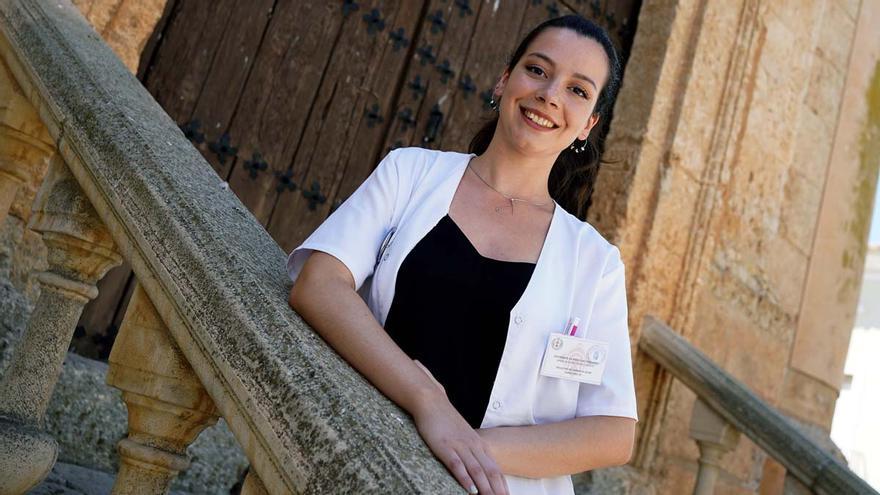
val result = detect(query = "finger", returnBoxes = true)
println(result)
[475,448,508,495]
[440,449,478,494]
[459,448,494,495]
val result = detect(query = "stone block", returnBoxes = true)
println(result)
[758,457,787,495]
[779,170,822,253]
[722,305,790,400]
[719,435,766,485]
[71,0,168,73]
[658,381,700,461]
[779,368,839,427]
[836,0,859,21]
[766,0,825,45]
[816,0,857,72]
[709,241,790,338]
[805,59,847,121]
[789,106,833,188]
[763,236,810,317]
[655,457,697,494]
[760,5,819,94]
[714,474,761,495]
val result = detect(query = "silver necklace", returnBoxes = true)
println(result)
[467,162,552,214]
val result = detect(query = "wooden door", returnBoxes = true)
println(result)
[75,0,641,358]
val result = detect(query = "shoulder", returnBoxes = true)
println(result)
[554,207,623,277]
[386,146,472,169]
[382,146,473,185]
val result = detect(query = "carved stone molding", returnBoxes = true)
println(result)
[0,57,53,224]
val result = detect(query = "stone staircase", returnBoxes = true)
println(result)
[0,216,248,493]
[0,0,462,492]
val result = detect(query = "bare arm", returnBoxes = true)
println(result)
[289,251,442,417]
[289,251,508,495]
[477,416,636,478]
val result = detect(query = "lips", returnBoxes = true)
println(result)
[519,106,559,131]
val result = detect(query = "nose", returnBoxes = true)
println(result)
[536,79,562,108]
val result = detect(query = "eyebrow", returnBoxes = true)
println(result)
[527,52,598,90]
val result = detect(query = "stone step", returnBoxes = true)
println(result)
[29,461,190,495]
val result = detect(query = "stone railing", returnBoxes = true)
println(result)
[0,0,461,493]
[639,316,877,495]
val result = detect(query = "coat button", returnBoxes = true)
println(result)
[492,400,502,410]
[514,315,524,325]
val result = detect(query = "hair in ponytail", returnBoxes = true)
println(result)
[468,15,622,219]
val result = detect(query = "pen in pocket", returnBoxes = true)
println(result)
[567,317,580,337]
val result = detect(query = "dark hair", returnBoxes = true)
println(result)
[468,15,622,219]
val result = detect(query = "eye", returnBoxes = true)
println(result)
[571,86,591,100]
[526,65,546,77]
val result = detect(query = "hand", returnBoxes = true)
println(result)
[411,392,509,495]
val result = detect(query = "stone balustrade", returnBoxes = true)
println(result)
[639,316,876,495]
[0,0,462,493]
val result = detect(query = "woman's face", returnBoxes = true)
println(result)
[494,28,609,156]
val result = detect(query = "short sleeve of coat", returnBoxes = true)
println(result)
[286,149,400,290]
[576,247,638,420]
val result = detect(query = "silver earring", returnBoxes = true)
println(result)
[489,96,499,112]
[569,139,588,153]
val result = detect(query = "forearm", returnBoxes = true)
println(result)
[477,416,636,479]
[289,258,443,418]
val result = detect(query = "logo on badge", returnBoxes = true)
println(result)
[587,345,607,364]
[551,337,563,350]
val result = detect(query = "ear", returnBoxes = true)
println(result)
[493,70,510,98]
[579,113,601,141]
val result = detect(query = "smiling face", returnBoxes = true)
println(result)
[493,27,610,156]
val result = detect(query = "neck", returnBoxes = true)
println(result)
[471,138,557,204]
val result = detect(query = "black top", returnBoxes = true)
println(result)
[384,214,536,428]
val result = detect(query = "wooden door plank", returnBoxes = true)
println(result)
[380,0,477,153]
[266,0,422,252]
[327,0,427,222]
[142,0,238,123]
[190,0,276,177]
[223,1,344,226]
[434,0,534,152]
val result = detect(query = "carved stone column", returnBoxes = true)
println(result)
[688,398,741,495]
[0,58,53,225]
[0,154,122,494]
[107,283,219,494]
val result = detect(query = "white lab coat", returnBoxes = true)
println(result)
[287,147,637,494]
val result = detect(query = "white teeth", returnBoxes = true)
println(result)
[524,109,554,128]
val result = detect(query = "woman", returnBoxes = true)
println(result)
[288,15,637,495]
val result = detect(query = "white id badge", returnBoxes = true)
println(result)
[539,333,609,385]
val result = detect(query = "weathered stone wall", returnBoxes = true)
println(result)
[69,0,166,74]
[591,0,880,493]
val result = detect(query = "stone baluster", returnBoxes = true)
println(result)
[107,283,219,494]
[0,59,53,225]
[689,398,741,495]
[0,154,122,494]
